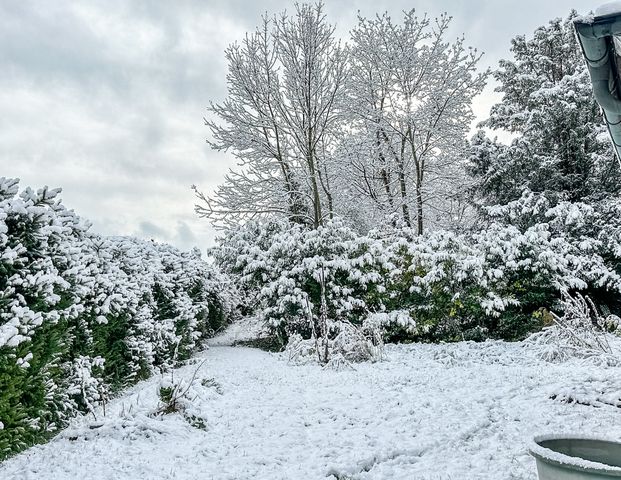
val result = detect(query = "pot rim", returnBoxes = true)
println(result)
[530,434,621,477]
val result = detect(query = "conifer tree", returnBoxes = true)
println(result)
[469,12,621,208]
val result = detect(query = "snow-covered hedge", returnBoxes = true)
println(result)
[0,178,234,459]
[211,220,392,343]
[213,210,621,345]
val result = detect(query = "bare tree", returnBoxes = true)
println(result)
[196,3,347,228]
[198,6,486,234]
[342,11,489,234]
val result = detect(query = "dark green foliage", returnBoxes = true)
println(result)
[233,336,284,353]
[91,314,137,391]
[469,13,621,212]
[205,292,227,335]
[157,385,176,414]
[0,178,234,461]
[381,250,556,343]
[0,351,30,457]
[0,319,69,459]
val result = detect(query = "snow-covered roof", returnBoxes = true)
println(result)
[596,1,621,18]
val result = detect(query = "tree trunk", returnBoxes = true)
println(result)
[408,127,424,235]
[397,137,412,227]
[416,182,424,235]
[307,150,323,228]
[376,130,394,208]
[318,164,334,220]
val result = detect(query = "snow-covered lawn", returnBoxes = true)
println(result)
[1,339,620,479]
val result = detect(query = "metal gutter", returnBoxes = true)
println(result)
[575,11,621,163]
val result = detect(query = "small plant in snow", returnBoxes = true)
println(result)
[331,321,384,363]
[200,377,223,395]
[65,356,109,419]
[286,321,384,367]
[154,360,205,416]
[527,291,621,365]
[153,359,218,431]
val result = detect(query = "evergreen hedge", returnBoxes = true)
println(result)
[212,210,621,346]
[0,178,234,460]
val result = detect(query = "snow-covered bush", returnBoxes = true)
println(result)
[213,220,393,346]
[527,291,621,365]
[0,178,234,460]
[214,220,392,364]
[485,192,621,302]
[213,214,621,347]
[285,321,384,367]
[382,214,621,341]
[209,218,291,315]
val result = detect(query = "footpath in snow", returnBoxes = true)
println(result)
[1,333,620,479]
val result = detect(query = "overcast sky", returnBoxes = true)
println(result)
[0,0,600,251]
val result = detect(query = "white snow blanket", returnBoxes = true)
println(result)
[597,1,621,17]
[1,341,620,479]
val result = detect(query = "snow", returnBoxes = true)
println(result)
[530,434,621,473]
[1,337,620,479]
[596,2,621,17]
[205,315,267,346]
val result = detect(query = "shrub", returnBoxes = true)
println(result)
[0,178,234,459]
[527,291,621,365]
[213,220,392,346]
[212,214,621,347]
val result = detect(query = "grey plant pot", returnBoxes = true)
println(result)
[530,435,621,479]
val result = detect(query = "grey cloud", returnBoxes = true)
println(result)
[139,220,169,240]
[135,220,200,252]
[175,221,198,248]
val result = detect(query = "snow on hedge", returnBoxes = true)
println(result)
[0,178,235,459]
[213,207,621,346]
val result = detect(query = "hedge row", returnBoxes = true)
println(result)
[0,178,234,459]
[212,195,621,345]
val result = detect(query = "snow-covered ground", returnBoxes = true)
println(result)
[206,315,267,346]
[1,337,620,479]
